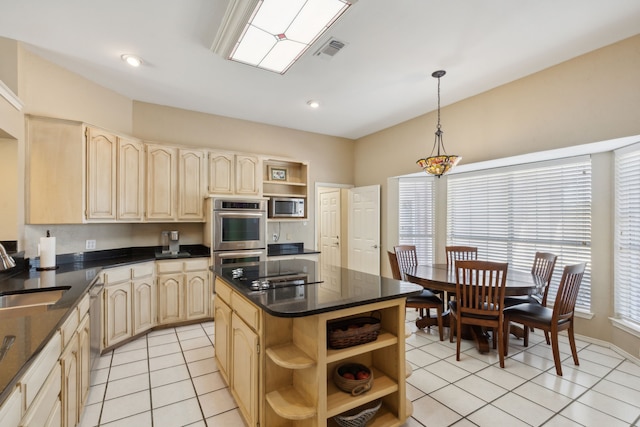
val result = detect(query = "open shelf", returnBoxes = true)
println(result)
[266,343,315,369]
[326,368,398,418]
[326,331,398,364]
[266,386,316,420]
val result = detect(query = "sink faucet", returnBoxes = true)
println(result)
[0,243,16,271]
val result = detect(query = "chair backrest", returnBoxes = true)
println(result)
[553,263,587,322]
[455,260,508,317]
[531,252,557,305]
[393,245,418,281]
[446,246,478,266]
[387,251,402,280]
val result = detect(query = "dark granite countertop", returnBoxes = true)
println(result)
[211,259,423,318]
[0,245,209,404]
[267,242,320,257]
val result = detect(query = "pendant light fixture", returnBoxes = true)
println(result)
[416,70,461,177]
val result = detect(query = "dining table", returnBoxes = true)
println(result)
[404,264,542,353]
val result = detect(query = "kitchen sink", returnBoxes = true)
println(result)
[0,286,71,311]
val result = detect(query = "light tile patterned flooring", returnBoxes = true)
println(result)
[78,311,640,427]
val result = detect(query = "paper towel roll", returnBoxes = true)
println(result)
[39,236,56,269]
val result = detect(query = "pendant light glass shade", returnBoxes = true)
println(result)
[416,70,461,177]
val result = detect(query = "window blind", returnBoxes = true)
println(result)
[447,157,592,309]
[614,143,640,327]
[398,177,435,265]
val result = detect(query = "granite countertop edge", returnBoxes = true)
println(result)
[0,244,210,404]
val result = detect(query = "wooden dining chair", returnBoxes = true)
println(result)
[449,260,508,367]
[390,247,444,340]
[445,246,478,266]
[503,262,586,376]
[504,252,558,342]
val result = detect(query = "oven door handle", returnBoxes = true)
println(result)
[217,250,266,259]
[216,212,265,218]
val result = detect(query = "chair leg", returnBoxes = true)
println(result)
[436,306,444,341]
[497,324,505,368]
[455,318,462,361]
[523,324,530,347]
[449,313,455,343]
[492,328,497,349]
[568,321,580,367]
[503,319,510,356]
[549,328,563,376]
[544,330,550,345]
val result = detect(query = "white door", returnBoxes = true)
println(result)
[348,185,380,274]
[319,188,341,268]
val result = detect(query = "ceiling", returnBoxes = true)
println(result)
[1,0,639,140]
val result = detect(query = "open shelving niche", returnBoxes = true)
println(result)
[262,158,309,220]
[262,298,413,427]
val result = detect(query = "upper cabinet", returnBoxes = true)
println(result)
[145,144,177,221]
[208,151,261,196]
[262,158,309,199]
[27,116,145,224]
[145,145,207,222]
[27,116,86,224]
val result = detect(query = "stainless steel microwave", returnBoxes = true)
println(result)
[269,197,305,218]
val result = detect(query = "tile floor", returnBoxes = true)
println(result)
[78,311,640,427]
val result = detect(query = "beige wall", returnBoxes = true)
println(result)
[354,34,640,357]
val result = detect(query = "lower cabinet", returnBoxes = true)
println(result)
[132,277,156,335]
[157,259,210,325]
[214,277,411,427]
[213,297,231,384]
[230,313,259,426]
[104,281,132,348]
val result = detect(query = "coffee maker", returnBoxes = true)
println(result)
[161,230,180,255]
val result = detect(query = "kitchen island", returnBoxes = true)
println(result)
[211,259,423,427]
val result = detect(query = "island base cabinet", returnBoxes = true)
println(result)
[230,312,259,427]
[263,299,409,427]
[213,297,231,384]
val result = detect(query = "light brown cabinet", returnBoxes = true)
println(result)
[213,296,232,384]
[208,151,261,196]
[103,262,156,349]
[178,149,206,220]
[214,277,412,427]
[26,116,145,224]
[262,158,309,219]
[145,144,177,221]
[157,259,211,325]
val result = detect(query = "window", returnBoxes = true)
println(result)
[447,157,592,309]
[614,143,640,328]
[398,177,435,264]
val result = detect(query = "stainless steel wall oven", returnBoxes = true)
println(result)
[211,198,267,265]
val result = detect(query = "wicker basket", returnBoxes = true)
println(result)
[327,312,381,349]
[333,363,373,396]
[333,399,382,427]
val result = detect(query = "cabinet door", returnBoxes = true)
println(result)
[86,127,117,220]
[60,335,78,427]
[146,144,177,220]
[178,149,206,220]
[231,313,259,427]
[132,277,156,334]
[213,297,232,384]
[208,151,235,194]
[77,314,91,413]
[117,138,145,221]
[185,271,209,320]
[157,274,184,324]
[104,282,132,347]
[235,155,260,195]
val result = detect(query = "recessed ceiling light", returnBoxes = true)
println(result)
[307,100,320,109]
[121,54,143,67]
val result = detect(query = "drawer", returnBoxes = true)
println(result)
[21,331,61,410]
[103,267,131,285]
[156,260,182,274]
[183,258,209,272]
[60,307,79,348]
[215,278,232,304]
[231,292,260,331]
[132,262,155,279]
[0,384,22,427]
